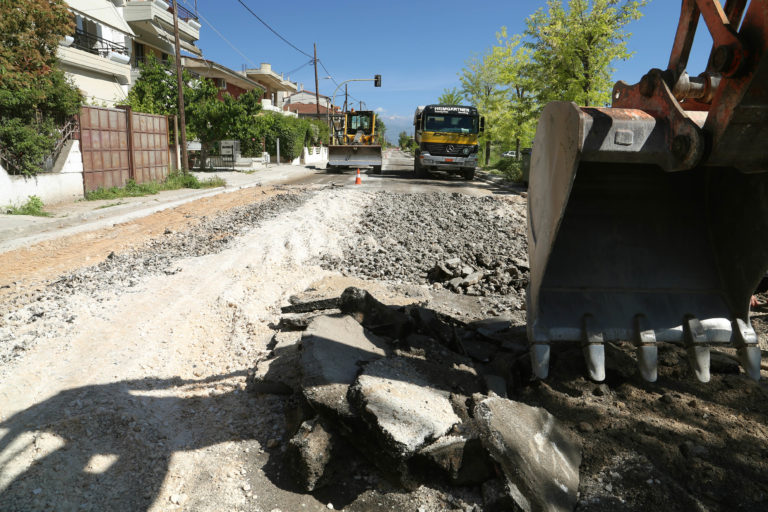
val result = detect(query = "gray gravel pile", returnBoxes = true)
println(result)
[0,192,309,367]
[321,191,528,309]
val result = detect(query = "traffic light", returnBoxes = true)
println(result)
[374,74,381,87]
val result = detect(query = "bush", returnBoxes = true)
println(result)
[490,157,524,182]
[5,195,51,216]
[0,119,56,176]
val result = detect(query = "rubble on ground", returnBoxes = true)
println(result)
[248,286,577,511]
[321,192,529,313]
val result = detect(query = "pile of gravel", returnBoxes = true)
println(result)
[321,191,528,309]
[0,191,309,367]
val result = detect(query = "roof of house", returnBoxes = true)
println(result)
[244,63,297,93]
[290,90,330,100]
[182,57,265,92]
[283,102,338,115]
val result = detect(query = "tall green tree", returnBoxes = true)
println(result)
[488,28,538,159]
[0,0,82,175]
[437,87,465,105]
[375,115,387,146]
[398,131,410,150]
[459,50,505,165]
[525,0,647,106]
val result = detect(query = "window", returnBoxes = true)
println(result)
[424,115,477,134]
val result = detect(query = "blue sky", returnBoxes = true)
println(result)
[182,0,714,140]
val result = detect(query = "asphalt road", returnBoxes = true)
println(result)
[290,148,510,197]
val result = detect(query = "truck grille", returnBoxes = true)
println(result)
[424,143,474,156]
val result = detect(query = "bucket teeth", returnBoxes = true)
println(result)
[684,317,710,383]
[739,346,762,381]
[634,315,658,382]
[531,344,551,379]
[636,345,658,382]
[734,318,761,381]
[583,344,606,381]
[582,315,606,381]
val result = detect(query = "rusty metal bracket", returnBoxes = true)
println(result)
[612,69,705,171]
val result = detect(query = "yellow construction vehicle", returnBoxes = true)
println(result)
[527,0,768,383]
[327,110,383,174]
[413,105,483,180]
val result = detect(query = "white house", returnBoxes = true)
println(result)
[59,0,136,106]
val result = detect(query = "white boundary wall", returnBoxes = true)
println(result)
[301,146,328,165]
[0,141,84,207]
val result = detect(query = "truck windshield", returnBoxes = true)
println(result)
[424,114,477,134]
[347,114,372,134]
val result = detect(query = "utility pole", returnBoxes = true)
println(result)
[172,0,188,172]
[359,101,363,111]
[344,84,348,113]
[313,43,320,118]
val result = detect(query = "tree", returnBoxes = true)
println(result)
[125,57,267,167]
[437,87,465,105]
[398,131,410,150]
[375,116,387,147]
[0,0,82,175]
[459,51,505,165]
[525,0,647,106]
[488,28,538,159]
[123,55,188,116]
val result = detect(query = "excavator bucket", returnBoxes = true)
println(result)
[527,0,768,383]
[527,102,768,383]
[327,144,383,170]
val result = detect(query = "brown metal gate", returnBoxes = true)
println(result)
[79,106,170,193]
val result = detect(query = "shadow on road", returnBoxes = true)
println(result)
[0,371,277,511]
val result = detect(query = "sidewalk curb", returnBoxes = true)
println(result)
[0,165,318,254]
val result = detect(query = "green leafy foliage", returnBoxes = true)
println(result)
[124,58,329,165]
[457,1,647,161]
[375,116,387,147]
[5,195,51,216]
[524,0,647,106]
[437,87,466,105]
[0,0,83,175]
[489,157,523,182]
[398,131,411,150]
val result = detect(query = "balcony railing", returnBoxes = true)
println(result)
[167,3,198,22]
[72,28,129,57]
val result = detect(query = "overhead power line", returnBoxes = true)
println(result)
[179,0,256,67]
[234,0,313,59]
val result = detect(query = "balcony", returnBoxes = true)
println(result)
[123,0,200,44]
[71,29,130,63]
[58,29,131,84]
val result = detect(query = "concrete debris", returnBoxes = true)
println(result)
[285,417,336,491]
[248,335,302,395]
[350,357,460,458]
[253,287,580,507]
[475,397,581,512]
[320,192,528,313]
[300,314,388,419]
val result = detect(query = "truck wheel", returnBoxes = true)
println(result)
[463,168,475,180]
[373,165,383,175]
[414,155,427,178]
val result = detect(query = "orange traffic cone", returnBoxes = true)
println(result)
[354,168,362,185]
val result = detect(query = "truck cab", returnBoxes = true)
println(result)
[413,104,484,180]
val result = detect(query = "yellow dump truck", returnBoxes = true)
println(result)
[413,105,484,180]
[327,110,382,174]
